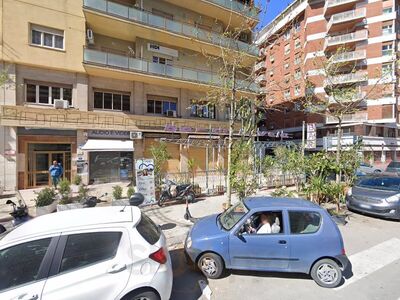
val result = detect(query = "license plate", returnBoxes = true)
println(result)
[359,203,372,209]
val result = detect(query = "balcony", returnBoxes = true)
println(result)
[83,0,258,58]
[325,0,360,15]
[254,61,266,73]
[325,29,368,49]
[325,71,368,86]
[329,49,366,64]
[327,91,366,103]
[255,74,266,84]
[83,48,258,93]
[327,8,366,32]
[259,87,268,95]
[326,112,368,124]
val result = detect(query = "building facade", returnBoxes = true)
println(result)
[0,0,258,191]
[256,0,400,165]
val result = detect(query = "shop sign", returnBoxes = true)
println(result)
[135,158,156,205]
[87,130,130,139]
[164,124,229,134]
[306,123,317,149]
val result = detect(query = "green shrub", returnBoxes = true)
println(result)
[127,186,135,199]
[112,185,123,200]
[78,185,90,201]
[35,188,56,207]
[73,175,82,185]
[271,186,295,198]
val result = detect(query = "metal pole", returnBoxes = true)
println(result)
[302,121,306,157]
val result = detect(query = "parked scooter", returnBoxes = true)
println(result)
[81,193,108,208]
[6,199,32,226]
[158,179,196,207]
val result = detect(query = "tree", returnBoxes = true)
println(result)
[149,141,171,186]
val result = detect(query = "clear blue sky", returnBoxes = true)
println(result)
[255,0,296,30]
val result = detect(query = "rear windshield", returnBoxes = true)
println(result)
[356,177,400,191]
[136,213,161,245]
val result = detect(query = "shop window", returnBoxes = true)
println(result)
[93,91,130,112]
[147,98,177,115]
[190,101,215,119]
[25,82,72,106]
[30,24,64,50]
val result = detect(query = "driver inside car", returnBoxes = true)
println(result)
[249,213,272,234]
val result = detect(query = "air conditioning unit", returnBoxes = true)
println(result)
[54,99,69,109]
[166,110,177,117]
[130,131,143,140]
[86,29,95,45]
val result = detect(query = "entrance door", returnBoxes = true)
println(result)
[35,153,50,186]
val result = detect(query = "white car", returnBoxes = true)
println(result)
[0,206,172,300]
[358,162,382,174]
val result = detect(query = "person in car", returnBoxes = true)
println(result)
[250,213,272,234]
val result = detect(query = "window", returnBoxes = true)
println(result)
[295,38,301,49]
[382,43,393,56]
[284,62,290,70]
[295,69,301,80]
[382,63,393,76]
[283,30,290,40]
[152,56,173,65]
[289,211,321,234]
[25,82,72,106]
[382,23,393,35]
[284,75,290,84]
[30,25,64,50]
[383,7,393,14]
[284,89,290,99]
[269,55,275,63]
[147,97,177,115]
[219,202,249,230]
[295,55,301,65]
[190,101,216,119]
[242,211,283,234]
[294,22,301,33]
[294,102,301,111]
[94,91,130,111]
[294,85,301,96]
[0,238,51,292]
[284,44,291,55]
[269,70,274,77]
[60,232,122,273]
[136,213,162,245]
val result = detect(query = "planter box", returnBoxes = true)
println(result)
[36,201,58,216]
[57,203,84,212]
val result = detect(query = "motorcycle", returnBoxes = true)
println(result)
[158,179,196,207]
[81,193,108,208]
[5,199,32,227]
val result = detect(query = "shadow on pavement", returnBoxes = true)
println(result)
[160,223,177,230]
[229,269,311,281]
[170,248,207,300]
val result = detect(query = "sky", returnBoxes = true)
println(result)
[255,0,296,30]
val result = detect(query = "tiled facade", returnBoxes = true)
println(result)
[256,0,400,165]
[0,0,258,190]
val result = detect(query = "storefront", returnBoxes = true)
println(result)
[81,130,134,184]
[17,128,77,189]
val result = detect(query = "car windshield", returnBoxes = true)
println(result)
[356,177,400,191]
[218,202,249,230]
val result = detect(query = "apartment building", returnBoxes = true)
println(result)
[0,0,258,191]
[256,0,399,165]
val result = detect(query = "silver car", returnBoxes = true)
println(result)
[357,162,381,174]
[346,176,400,220]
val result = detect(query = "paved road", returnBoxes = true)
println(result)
[169,212,400,300]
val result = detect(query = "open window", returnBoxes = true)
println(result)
[241,211,283,235]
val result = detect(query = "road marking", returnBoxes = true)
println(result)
[337,238,400,289]
[198,279,212,300]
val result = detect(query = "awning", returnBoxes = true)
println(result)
[81,139,134,152]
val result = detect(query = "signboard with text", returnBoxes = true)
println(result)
[306,123,317,149]
[135,158,156,204]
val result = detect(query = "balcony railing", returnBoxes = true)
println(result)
[326,112,368,123]
[327,8,366,30]
[327,91,366,103]
[84,48,258,92]
[326,0,359,8]
[254,61,266,72]
[325,29,368,47]
[330,49,366,63]
[325,71,368,85]
[205,0,259,19]
[83,0,258,56]
[255,74,266,83]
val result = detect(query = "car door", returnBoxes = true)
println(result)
[41,228,132,300]
[228,210,290,271]
[0,236,59,300]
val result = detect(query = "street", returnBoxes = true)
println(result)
[161,207,400,300]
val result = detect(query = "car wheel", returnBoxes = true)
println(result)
[198,252,224,279]
[311,258,342,288]
[127,290,160,300]
[373,169,381,173]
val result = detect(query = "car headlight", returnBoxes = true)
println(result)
[186,236,192,248]
[347,188,352,196]
[386,195,400,203]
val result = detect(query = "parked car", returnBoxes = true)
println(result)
[346,176,400,220]
[185,197,350,288]
[0,206,172,300]
[357,162,381,174]
[384,161,400,175]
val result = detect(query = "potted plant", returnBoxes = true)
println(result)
[57,183,86,211]
[112,185,123,200]
[35,187,57,216]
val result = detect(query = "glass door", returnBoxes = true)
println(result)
[34,153,50,186]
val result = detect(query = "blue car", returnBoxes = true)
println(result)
[185,197,350,288]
